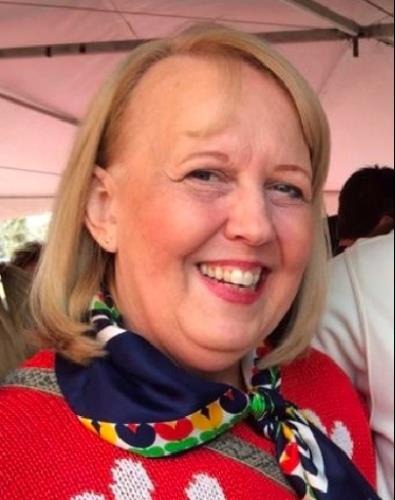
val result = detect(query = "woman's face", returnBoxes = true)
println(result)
[104,55,314,375]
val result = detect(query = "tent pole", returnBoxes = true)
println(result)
[279,0,360,36]
[0,195,54,200]
[353,38,360,58]
[0,25,392,60]
[0,91,79,125]
[0,166,60,177]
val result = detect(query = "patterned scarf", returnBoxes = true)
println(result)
[56,292,381,499]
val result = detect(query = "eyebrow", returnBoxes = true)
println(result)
[179,150,312,181]
[274,164,312,181]
[181,150,231,163]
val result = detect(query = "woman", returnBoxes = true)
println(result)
[0,25,380,499]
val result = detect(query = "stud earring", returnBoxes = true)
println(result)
[101,237,112,250]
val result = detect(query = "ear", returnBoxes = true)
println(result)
[370,214,394,237]
[85,167,118,253]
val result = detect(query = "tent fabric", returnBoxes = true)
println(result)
[0,0,393,219]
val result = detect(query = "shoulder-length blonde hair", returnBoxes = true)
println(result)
[31,23,330,368]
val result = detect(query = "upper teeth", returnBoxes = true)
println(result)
[199,264,261,287]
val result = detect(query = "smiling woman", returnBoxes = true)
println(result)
[0,24,381,500]
[85,55,315,379]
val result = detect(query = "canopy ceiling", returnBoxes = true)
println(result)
[0,0,394,219]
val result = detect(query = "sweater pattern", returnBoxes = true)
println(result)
[0,350,374,500]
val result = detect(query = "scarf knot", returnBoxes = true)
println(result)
[249,369,290,442]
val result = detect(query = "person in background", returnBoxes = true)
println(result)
[10,240,42,273]
[315,232,394,500]
[0,24,380,499]
[0,267,22,382]
[336,166,394,254]
[0,241,42,380]
[326,214,339,256]
[4,241,42,330]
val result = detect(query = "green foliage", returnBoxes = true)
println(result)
[0,214,50,261]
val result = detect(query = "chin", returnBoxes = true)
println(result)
[182,351,244,378]
[177,332,254,374]
[197,319,265,350]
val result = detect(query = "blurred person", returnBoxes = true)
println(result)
[336,166,394,254]
[326,214,339,256]
[10,240,42,273]
[315,232,394,499]
[0,25,380,499]
[0,241,42,380]
[3,240,42,329]
[0,265,27,382]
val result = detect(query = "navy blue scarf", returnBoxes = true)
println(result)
[56,293,381,499]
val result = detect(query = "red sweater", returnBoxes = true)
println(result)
[0,349,376,499]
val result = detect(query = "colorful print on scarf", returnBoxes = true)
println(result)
[55,292,381,500]
[79,398,247,458]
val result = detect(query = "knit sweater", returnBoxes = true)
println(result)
[0,349,376,500]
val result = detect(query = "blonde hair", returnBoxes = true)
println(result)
[31,23,330,367]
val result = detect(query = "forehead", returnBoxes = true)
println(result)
[113,54,307,167]
[126,54,298,131]
[126,55,241,137]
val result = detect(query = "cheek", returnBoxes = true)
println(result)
[116,185,225,274]
[273,207,314,270]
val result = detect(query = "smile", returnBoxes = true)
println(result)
[198,263,262,290]
[197,261,269,305]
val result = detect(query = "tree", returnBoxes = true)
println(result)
[0,215,50,261]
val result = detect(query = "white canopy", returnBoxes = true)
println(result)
[0,0,393,219]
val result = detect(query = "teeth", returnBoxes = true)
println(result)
[199,264,262,288]
[230,269,243,285]
[243,271,254,287]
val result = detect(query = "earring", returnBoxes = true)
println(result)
[101,237,112,250]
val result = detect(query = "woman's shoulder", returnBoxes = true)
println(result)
[281,348,376,487]
[283,347,354,385]
[0,351,113,499]
[0,350,64,442]
[0,349,58,399]
[21,349,56,369]
[282,347,370,428]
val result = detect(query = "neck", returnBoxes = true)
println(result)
[190,363,246,391]
[339,238,356,248]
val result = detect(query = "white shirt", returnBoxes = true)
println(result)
[314,232,394,500]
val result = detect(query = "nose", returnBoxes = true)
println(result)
[223,185,276,246]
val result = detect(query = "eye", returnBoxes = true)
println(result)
[266,182,309,204]
[186,169,222,182]
[181,168,232,199]
[273,183,304,199]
